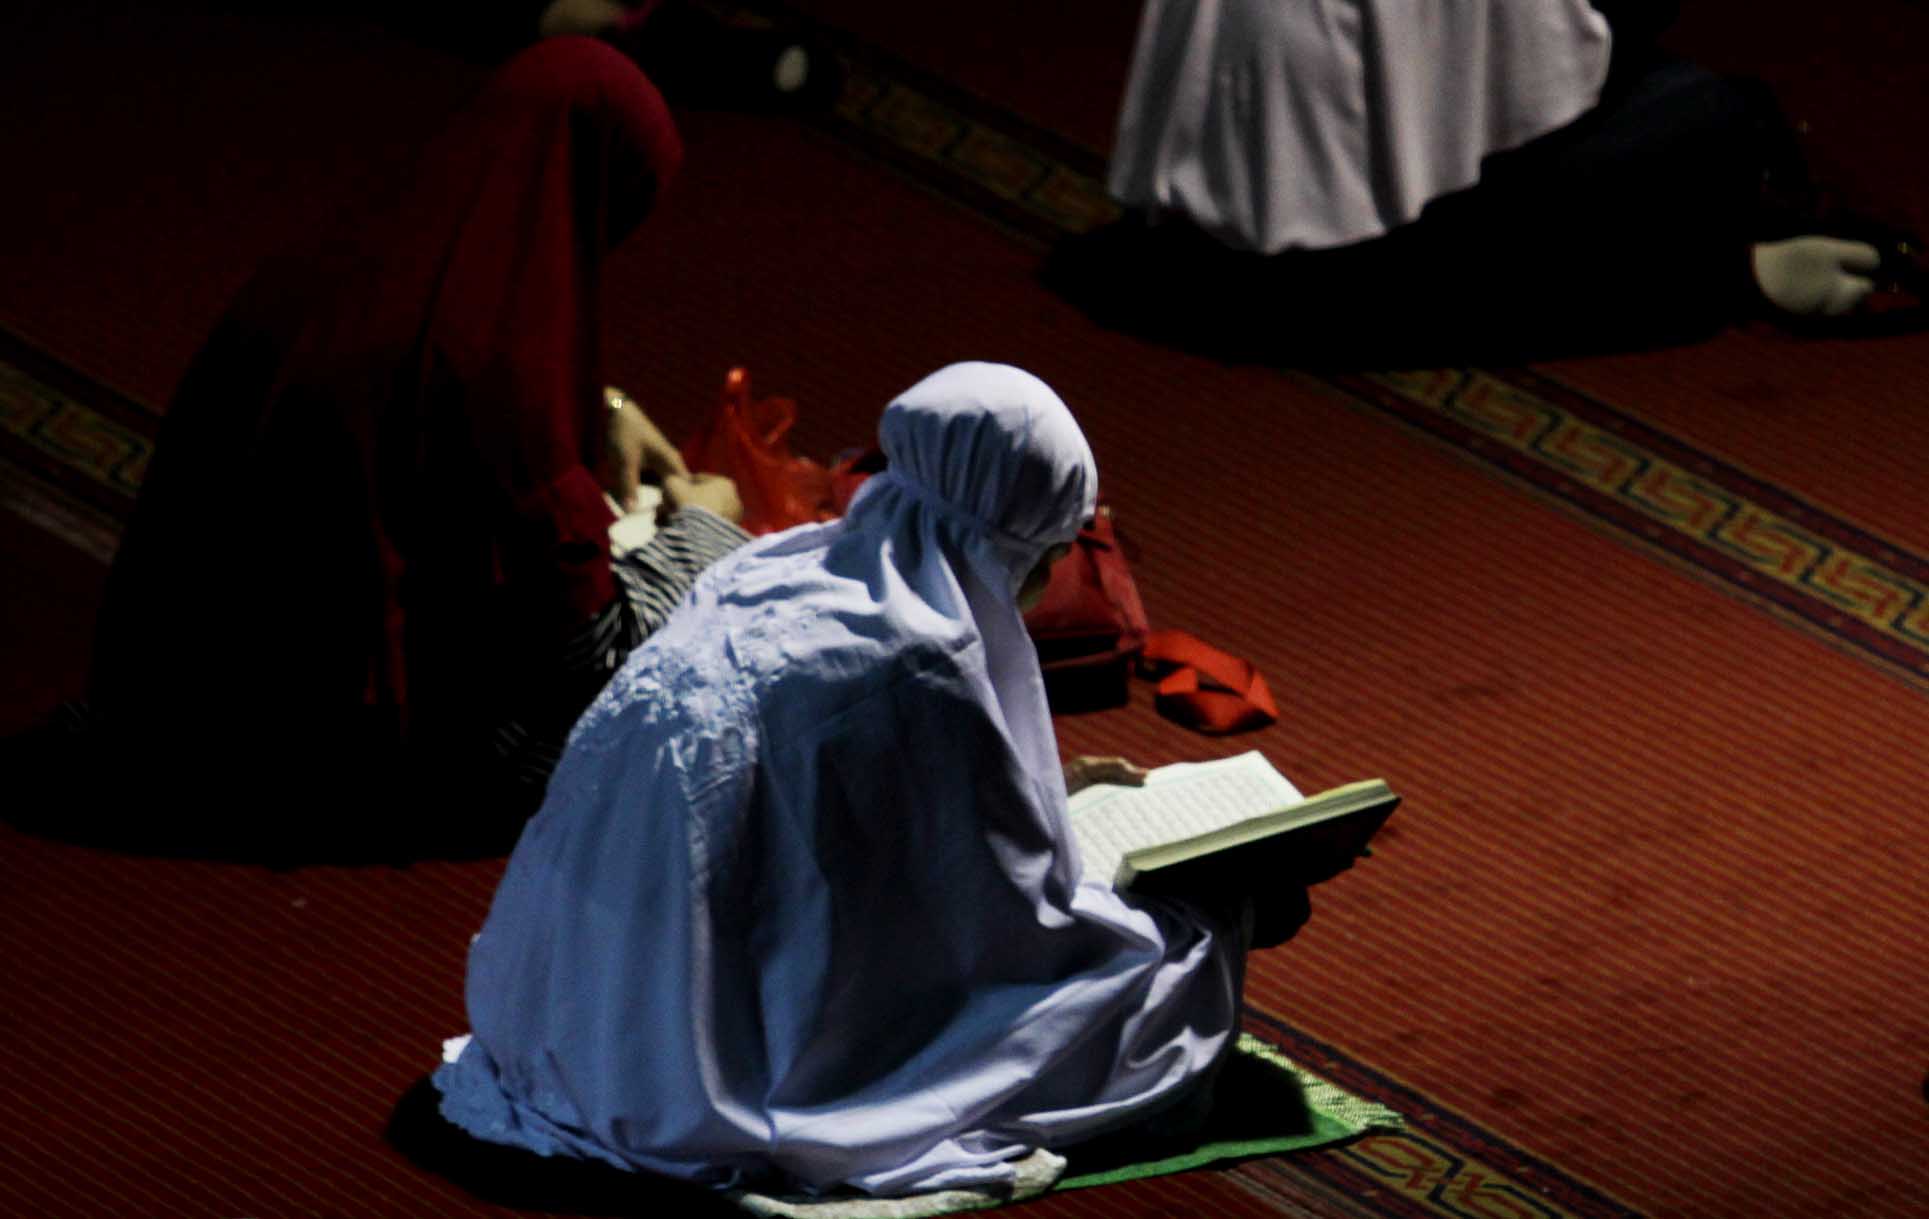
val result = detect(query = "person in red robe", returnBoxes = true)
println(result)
[76,37,736,860]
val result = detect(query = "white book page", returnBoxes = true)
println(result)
[1067,751,1303,886]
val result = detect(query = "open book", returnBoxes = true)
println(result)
[1068,751,1398,892]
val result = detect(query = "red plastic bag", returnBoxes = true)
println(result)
[1138,630,1279,735]
[680,367,833,535]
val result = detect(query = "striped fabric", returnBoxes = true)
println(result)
[611,503,755,640]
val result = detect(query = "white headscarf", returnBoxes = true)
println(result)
[435,363,1241,1197]
[1108,0,1613,252]
[849,361,1098,783]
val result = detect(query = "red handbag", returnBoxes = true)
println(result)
[680,367,834,535]
[1022,503,1151,712]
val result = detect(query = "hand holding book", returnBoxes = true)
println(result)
[1063,755,1150,795]
[1067,752,1398,944]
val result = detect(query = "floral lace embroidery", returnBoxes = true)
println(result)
[551,557,826,821]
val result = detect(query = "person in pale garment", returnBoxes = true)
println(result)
[1050,0,1920,362]
[422,362,1316,1202]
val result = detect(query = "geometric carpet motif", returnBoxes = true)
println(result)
[0,356,150,503]
[1239,1010,1645,1219]
[1334,367,1929,694]
[823,45,1119,243]
[0,329,150,560]
[0,329,150,523]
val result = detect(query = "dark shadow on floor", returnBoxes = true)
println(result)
[387,1043,1352,1214]
[388,1075,748,1217]
[1037,219,1731,373]
[0,716,528,867]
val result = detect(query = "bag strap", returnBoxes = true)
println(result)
[1141,629,1279,735]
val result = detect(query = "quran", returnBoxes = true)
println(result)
[1068,751,1398,892]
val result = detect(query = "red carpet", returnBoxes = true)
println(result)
[4,3,1928,1217]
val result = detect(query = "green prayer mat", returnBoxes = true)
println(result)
[729,1034,1404,1219]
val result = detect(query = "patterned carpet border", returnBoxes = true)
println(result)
[767,1,1119,247]
[25,328,1928,696]
[1332,367,1929,689]
[1241,1008,1644,1219]
[0,327,152,523]
[825,76,1115,244]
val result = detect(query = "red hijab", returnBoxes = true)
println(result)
[92,38,681,783]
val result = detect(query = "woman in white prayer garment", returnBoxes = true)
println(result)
[429,362,1288,1200]
[1052,1,1915,363]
